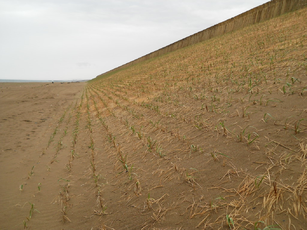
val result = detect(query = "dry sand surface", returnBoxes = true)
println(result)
[1,8,307,230]
[0,82,86,229]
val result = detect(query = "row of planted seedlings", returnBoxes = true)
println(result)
[99,62,240,119]
[45,104,76,224]
[88,85,171,224]
[66,95,83,171]
[97,81,201,131]
[21,102,76,229]
[91,85,196,157]
[89,83,232,197]
[91,76,306,228]
[88,86,146,200]
[130,54,299,114]
[93,86,169,159]
[56,87,105,225]
[89,85,151,166]
[100,70,304,165]
[56,93,85,224]
[97,87,302,224]
[88,84,209,225]
[103,44,305,148]
[116,80,254,168]
[89,85,202,193]
[56,89,87,224]
[89,81,295,225]
[100,81,235,163]
[101,81,237,152]
[90,78,261,227]
[144,91,306,229]
[84,88,108,216]
[85,89,96,179]
[50,104,73,165]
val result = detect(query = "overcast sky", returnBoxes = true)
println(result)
[0,0,269,81]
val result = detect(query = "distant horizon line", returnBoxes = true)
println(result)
[0,79,89,83]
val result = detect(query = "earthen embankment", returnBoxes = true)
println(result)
[97,0,307,79]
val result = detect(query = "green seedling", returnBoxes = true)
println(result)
[294,119,304,134]
[94,173,100,185]
[28,166,35,178]
[119,154,128,171]
[248,132,259,145]
[107,133,116,147]
[71,149,75,158]
[291,77,300,84]
[66,163,71,171]
[90,160,96,173]
[20,184,24,191]
[88,143,94,150]
[185,172,195,183]
[147,137,156,151]
[226,214,234,229]
[58,178,70,182]
[282,85,287,94]
[23,220,27,229]
[219,121,228,136]
[123,163,129,172]
[130,126,135,134]
[190,145,199,156]
[210,152,228,161]
[216,152,229,158]
[255,175,266,188]
[300,86,307,95]
[237,126,249,142]
[156,145,164,157]
[263,113,274,123]
[254,221,281,230]
[119,155,134,180]
[28,202,40,219]
[194,122,203,130]
[211,152,218,161]
[242,106,250,118]
[107,133,114,143]
[210,200,218,208]
[136,131,142,140]
[128,165,134,180]
[265,98,282,106]
[37,183,41,191]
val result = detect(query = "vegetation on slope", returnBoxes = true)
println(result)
[87,8,307,229]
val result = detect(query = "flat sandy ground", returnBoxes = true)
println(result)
[0,82,86,229]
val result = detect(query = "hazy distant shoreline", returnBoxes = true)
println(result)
[0,79,88,83]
